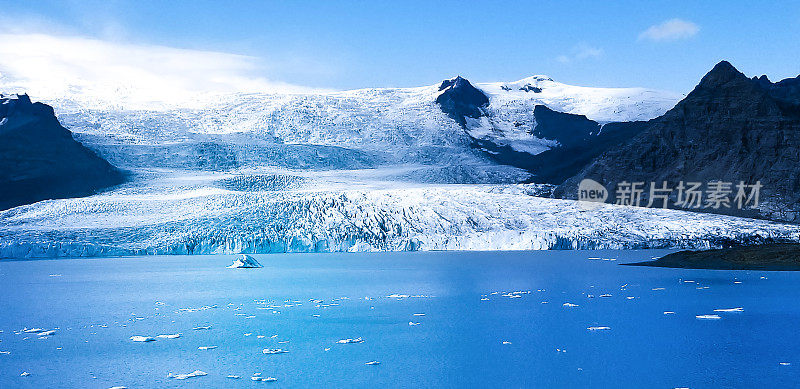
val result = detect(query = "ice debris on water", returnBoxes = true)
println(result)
[366,361,380,365]
[562,303,579,307]
[168,370,207,380]
[262,348,288,354]
[157,333,181,339]
[713,307,743,313]
[129,336,156,342]
[20,371,30,377]
[587,326,611,331]
[337,337,364,344]
[198,346,217,350]
[227,254,263,269]
[696,315,722,320]
[192,326,212,330]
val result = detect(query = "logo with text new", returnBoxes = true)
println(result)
[577,178,608,210]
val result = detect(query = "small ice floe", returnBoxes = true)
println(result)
[664,311,676,315]
[365,361,380,365]
[695,314,722,320]
[713,307,744,313]
[227,375,241,379]
[601,258,616,261]
[760,276,768,280]
[109,386,127,389]
[683,280,695,283]
[734,281,743,284]
[198,346,217,350]
[408,322,421,326]
[312,314,321,317]
[562,303,579,307]
[192,326,212,330]
[413,313,426,316]
[626,297,636,300]
[157,334,181,339]
[48,274,62,277]
[480,297,490,301]
[652,288,665,291]
[37,330,55,337]
[20,371,30,377]
[599,294,612,298]
[0,351,10,355]
[501,341,512,345]
[337,337,364,344]
[252,376,277,382]
[277,341,289,344]
[168,370,207,380]
[556,348,567,353]
[129,336,156,342]
[780,362,791,366]
[22,328,45,333]
[244,333,253,337]
[262,348,288,354]
[227,254,263,269]
[587,257,601,260]
[587,326,611,331]
[696,286,710,290]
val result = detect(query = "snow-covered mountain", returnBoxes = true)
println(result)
[7,75,795,259]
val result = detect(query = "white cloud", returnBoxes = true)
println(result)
[556,44,604,64]
[0,33,321,108]
[638,19,699,42]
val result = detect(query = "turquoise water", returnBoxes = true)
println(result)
[0,251,798,388]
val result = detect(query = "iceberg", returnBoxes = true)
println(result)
[168,370,207,380]
[227,254,263,268]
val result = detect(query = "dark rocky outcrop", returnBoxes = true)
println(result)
[556,61,800,222]
[434,76,649,184]
[0,94,126,210]
[435,76,489,127]
[626,243,800,270]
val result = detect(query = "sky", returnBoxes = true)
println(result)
[0,0,799,96]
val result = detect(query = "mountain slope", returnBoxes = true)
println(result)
[556,61,800,222]
[0,94,125,210]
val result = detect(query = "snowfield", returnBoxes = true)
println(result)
[4,74,789,259]
[1,177,798,258]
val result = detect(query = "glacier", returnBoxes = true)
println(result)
[3,75,796,259]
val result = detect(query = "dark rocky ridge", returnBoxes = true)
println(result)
[435,76,489,127]
[626,243,800,270]
[0,94,126,210]
[435,76,648,184]
[556,61,800,222]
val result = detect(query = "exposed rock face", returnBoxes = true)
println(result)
[435,76,648,184]
[435,76,490,127]
[0,94,125,210]
[556,61,800,222]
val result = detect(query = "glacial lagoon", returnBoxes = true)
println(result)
[1,250,798,388]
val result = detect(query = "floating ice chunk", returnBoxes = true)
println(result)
[0,351,10,355]
[37,330,55,336]
[23,328,45,333]
[129,336,156,342]
[695,315,722,320]
[198,346,217,350]
[587,326,611,331]
[109,386,127,389]
[49,274,62,277]
[20,372,30,377]
[713,307,743,313]
[663,311,675,315]
[337,337,364,344]
[227,375,241,379]
[227,254,263,269]
[587,257,601,260]
[626,297,636,300]
[252,376,278,382]
[408,322,420,326]
[192,326,212,330]
[262,348,288,354]
[366,361,380,365]
[780,362,791,366]
[169,370,207,380]
[599,294,612,298]
[480,298,490,301]
[413,313,426,316]
[502,341,512,345]
[562,303,579,307]
[157,333,181,339]
[652,288,665,291]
